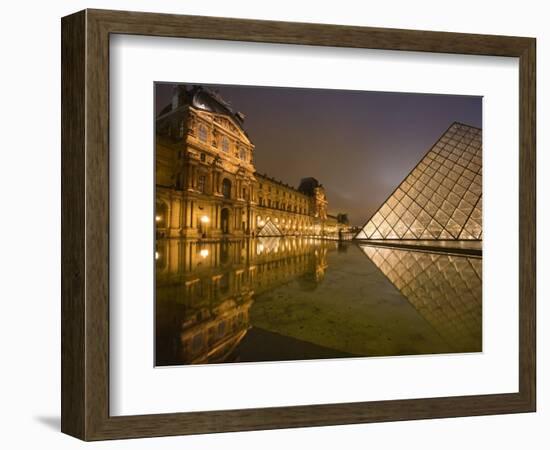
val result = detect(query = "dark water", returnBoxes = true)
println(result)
[155,237,482,366]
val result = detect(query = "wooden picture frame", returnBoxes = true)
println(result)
[61,9,536,441]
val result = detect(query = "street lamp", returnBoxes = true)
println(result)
[199,215,209,239]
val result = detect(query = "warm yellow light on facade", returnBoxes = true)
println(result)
[199,248,209,258]
[155,215,162,222]
[155,251,160,260]
[200,215,210,224]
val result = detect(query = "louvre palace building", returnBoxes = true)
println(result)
[155,85,348,240]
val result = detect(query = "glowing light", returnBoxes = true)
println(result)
[199,249,209,258]
[155,251,160,260]
[200,215,210,224]
[155,215,162,222]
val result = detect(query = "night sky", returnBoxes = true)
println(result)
[155,83,481,227]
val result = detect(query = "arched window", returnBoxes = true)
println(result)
[198,124,207,142]
[222,179,232,199]
[221,136,230,152]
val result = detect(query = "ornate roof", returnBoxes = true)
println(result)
[191,87,245,126]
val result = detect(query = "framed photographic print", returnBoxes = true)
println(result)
[61,9,536,440]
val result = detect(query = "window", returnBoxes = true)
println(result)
[200,153,206,162]
[222,178,231,199]
[221,136,230,152]
[198,175,206,193]
[239,148,247,161]
[198,125,207,142]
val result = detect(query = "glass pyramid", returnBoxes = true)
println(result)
[356,122,482,240]
[257,219,283,237]
[360,245,482,352]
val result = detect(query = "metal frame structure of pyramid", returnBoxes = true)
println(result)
[356,122,482,240]
[257,219,283,237]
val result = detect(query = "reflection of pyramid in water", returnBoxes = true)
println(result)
[257,219,283,237]
[356,122,482,240]
[360,245,482,352]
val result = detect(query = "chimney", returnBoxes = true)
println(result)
[171,86,179,110]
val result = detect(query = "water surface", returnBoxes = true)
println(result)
[155,237,482,366]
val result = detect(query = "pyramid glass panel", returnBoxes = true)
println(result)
[257,219,283,237]
[356,123,482,240]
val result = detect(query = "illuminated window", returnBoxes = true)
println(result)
[198,175,206,193]
[221,136,230,152]
[198,125,207,142]
[222,178,231,199]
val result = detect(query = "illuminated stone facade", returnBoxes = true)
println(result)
[155,85,346,240]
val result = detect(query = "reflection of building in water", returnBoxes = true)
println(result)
[155,237,334,365]
[155,85,349,240]
[360,245,482,352]
[356,122,482,241]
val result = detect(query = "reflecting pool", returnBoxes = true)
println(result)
[155,237,482,366]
